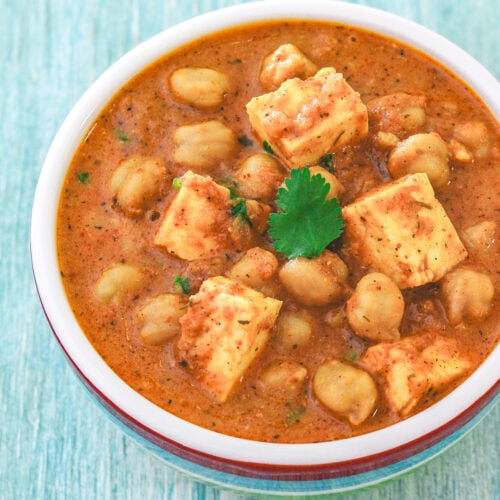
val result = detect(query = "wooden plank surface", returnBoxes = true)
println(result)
[0,0,498,498]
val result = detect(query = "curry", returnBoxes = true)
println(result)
[56,21,499,443]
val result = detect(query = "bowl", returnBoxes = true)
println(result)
[31,0,499,496]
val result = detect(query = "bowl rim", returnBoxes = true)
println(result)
[31,0,500,469]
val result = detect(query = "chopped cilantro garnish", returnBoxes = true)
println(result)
[219,177,240,195]
[347,352,358,362]
[319,153,335,172]
[77,172,90,184]
[231,198,252,226]
[172,177,182,189]
[268,167,344,259]
[174,276,190,294]
[115,130,131,143]
[285,405,306,425]
[263,140,274,155]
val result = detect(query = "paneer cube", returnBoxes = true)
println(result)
[342,173,467,288]
[362,332,471,416]
[154,171,233,260]
[246,67,368,169]
[177,276,282,402]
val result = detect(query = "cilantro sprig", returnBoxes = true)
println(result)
[268,167,344,259]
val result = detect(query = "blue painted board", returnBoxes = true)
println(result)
[0,0,498,498]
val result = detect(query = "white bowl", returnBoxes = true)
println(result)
[31,1,499,496]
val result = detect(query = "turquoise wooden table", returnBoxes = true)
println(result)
[1,0,498,498]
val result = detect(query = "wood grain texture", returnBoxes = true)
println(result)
[0,0,498,498]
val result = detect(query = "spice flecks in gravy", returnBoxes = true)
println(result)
[57,21,499,443]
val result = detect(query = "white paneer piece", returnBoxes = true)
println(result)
[362,332,470,416]
[154,171,233,260]
[342,173,467,289]
[246,67,368,169]
[177,276,283,402]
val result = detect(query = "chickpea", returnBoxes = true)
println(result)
[136,294,188,345]
[462,220,497,255]
[388,133,450,189]
[225,247,278,290]
[454,120,491,159]
[260,43,317,91]
[448,139,473,164]
[245,199,272,234]
[400,106,426,131]
[308,166,345,201]
[258,360,308,395]
[375,131,399,149]
[173,120,238,171]
[346,272,404,342]
[95,264,143,303]
[184,256,227,292]
[279,250,348,306]
[323,308,345,328]
[227,201,272,251]
[441,268,495,326]
[277,310,313,349]
[367,92,426,137]
[110,156,168,216]
[169,67,230,109]
[313,359,377,425]
[234,153,285,200]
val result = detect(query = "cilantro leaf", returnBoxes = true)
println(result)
[263,140,274,155]
[268,168,344,258]
[319,153,335,172]
[115,129,131,143]
[218,177,241,195]
[231,198,252,226]
[174,276,190,294]
[347,351,358,362]
[77,171,90,184]
[285,405,306,426]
